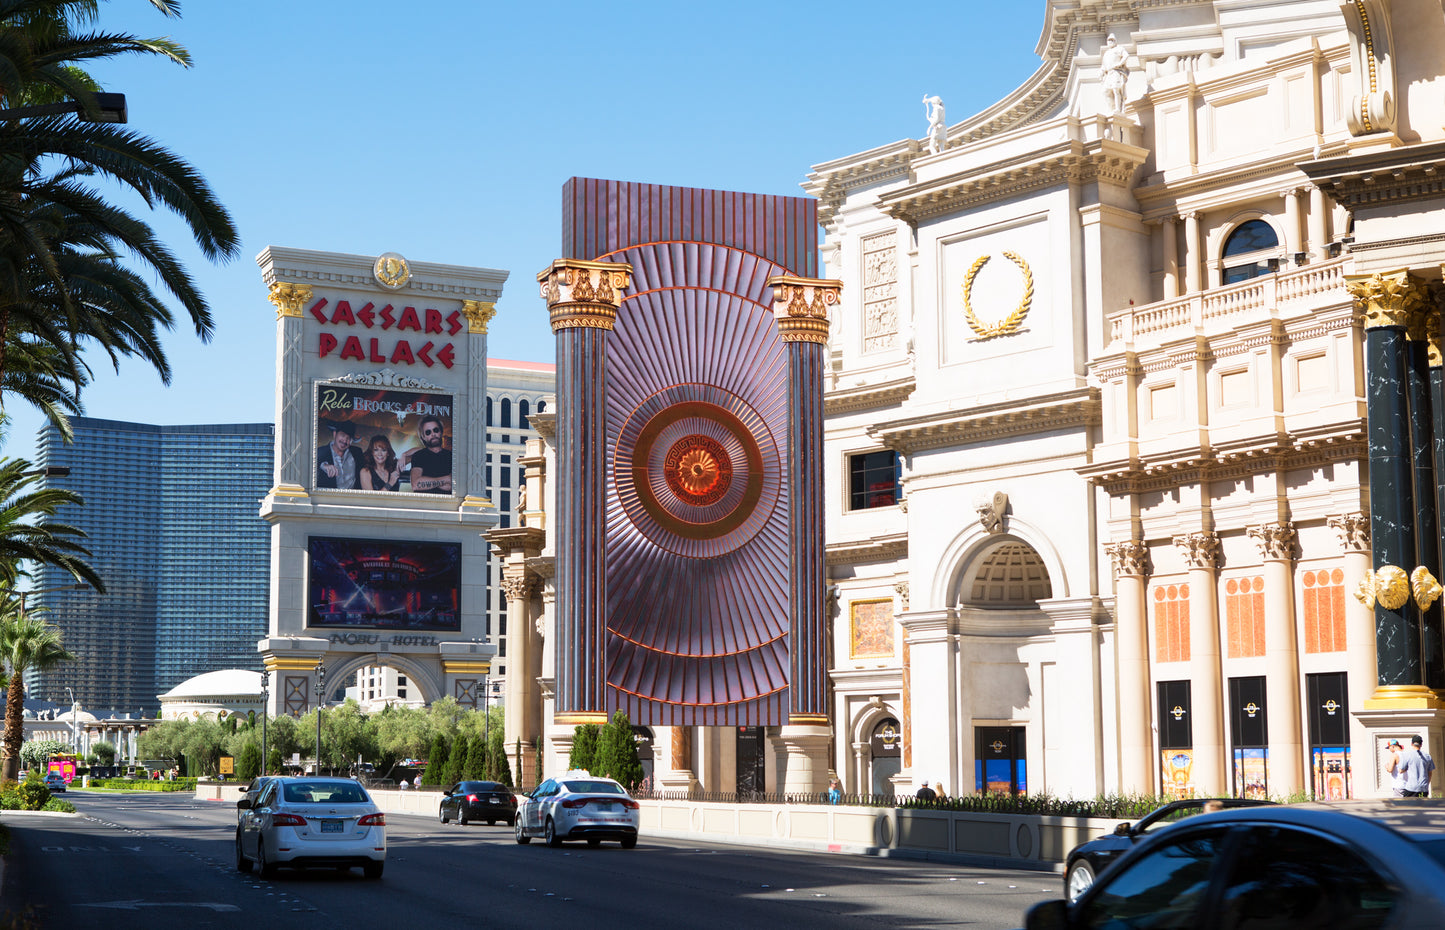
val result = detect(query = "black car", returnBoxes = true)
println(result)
[439,780,517,826]
[1029,801,1445,929]
[1064,797,1272,902]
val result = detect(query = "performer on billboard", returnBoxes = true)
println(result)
[403,415,452,493]
[316,420,365,489]
[360,435,401,492]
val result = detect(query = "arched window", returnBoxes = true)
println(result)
[501,398,512,429]
[519,399,530,429]
[486,397,494,427]
[1222,220,1280,285]
[536,399,547,414]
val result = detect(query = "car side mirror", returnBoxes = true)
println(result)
[1113,822,1132,836]
[236,799,252,810]
[1024,900,1068,930]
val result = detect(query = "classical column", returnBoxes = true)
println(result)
[1347,270,1437,706]
[767,274,841,793]
[1160,217,1180,300]
[461,299,497,513]
[1174,532,1225,795]
[1107,539,1153,793]
[1283,189,1304,259]
[539,259,633,723]
[1407,303,1445,689]
[1329,514,1376,711]
[265,282,313,496]
[1183,213,1202,294]
[500,571,539,785]
[1307,185,1329,261]
[1249,523,1303,794]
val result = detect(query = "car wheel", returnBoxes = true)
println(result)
[257,840,277,879]
[363,860,384,880]
[515,818,530,845]
[587,838,601,847]
[545,817,562,847]
[1067,860,1095,902]
[620,835,637,849]
[235,834,252,873]
[439,806,449,824]
[458,809,469,826]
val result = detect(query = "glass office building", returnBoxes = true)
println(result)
[29,418,273,716]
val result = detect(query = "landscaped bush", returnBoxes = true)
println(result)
[41,797,75,813]
[88,777,196,792]
[0,780,52,810]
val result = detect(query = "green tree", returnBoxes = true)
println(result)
[463,732,486,781]
[18,736,66,768]
[487,723,511,787]
[235,741,260,781]
[420,733,448,787]
[594,712,644,789]
[90,739,114,764]
[568,724,598,773]
[0,460,102,589]
[444,735,467,788]
[0,600,74,779]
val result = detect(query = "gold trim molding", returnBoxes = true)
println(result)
[265,656,324,671]
[538,259,633,332]
[554,712,609,725]
[442,660,491,675]
[962,251,1033,340]
[267,282,313,319]
[1364,684,1445,710]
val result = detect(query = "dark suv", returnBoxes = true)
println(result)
[439,780,517,826]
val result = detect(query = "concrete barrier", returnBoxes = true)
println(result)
[195,781,1118,869]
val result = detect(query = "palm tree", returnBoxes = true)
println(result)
[0,456,100,589]
[0,598,74,779]
[0,0,239,423]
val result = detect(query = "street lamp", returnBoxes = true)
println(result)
[0,92,127,123]
[259,673,270,777]
[313,663,326,776]
[64,687,79,754]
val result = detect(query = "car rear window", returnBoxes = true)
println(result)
[283,782,370,804]
[562,780,624,794]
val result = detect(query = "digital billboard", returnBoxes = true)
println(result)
[314,383,454,494]
[307,536,460,631]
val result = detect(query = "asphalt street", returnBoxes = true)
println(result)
[1,791,1060,928]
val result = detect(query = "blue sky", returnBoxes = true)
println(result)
[3,1,1046,456]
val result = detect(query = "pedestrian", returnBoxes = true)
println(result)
[399,777,410,790]
[933,782,947,801]
[1386,740,1406,797]
[827,778,842,804]
[1399,735,1436,798]
[914,781,937,802]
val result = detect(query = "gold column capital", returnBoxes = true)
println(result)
[462,299,497,334]
[537,259,633,332]
[1346,269,1428,329]
[767,275,842,344]
[267,281,313,319]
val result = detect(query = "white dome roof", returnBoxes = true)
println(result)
[159,669,263,700]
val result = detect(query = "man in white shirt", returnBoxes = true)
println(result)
[1398,735,1436,798]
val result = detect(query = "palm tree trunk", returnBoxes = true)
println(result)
[3,671,25,780]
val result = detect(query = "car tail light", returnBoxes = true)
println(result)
[561,798,587,809]
[622,799,639,810]
[466,794,479,802]
[271,813,307,827]
[357,813,386,827]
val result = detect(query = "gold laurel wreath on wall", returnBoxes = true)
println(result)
[962,251,1033,340]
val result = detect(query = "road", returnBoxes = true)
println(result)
[2,790,1059,929]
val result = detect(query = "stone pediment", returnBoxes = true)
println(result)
[868,388,1100,454]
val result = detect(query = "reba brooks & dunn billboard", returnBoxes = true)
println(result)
[314,382,454,494]
[307,536,461,631]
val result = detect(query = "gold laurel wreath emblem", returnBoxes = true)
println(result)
[962,251,1033,340]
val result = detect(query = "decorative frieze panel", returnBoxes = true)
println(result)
[850,599,895,659]
[861,232,899,353]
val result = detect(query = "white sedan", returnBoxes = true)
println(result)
[515,771,639,848]
[236,777,386,878]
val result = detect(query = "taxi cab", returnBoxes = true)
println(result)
[515,771,639,849]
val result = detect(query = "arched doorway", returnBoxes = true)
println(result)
[870,717,901,795]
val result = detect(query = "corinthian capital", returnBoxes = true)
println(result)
[537,259,633,332]
[1328,513,1371,553]
[1346,269,1429,330]
[462,300,497,334]
[267,281,313,319]
[767,275,842,344]
[1248,522,1297,562]
[1173,532,1221,570]
[500,574,538,603]
[1105,539,1151,578]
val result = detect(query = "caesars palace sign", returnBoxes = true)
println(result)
[306,295,467,368]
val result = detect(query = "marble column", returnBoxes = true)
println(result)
[1249,523,1304,794]
[1329,514,1377,712]
[265,282,313,496]
[1161,217,1180,300]
[1347,270,1437,706]
[1108,540,1154,793]
[1308,186,1330,261]
[1407,303,1445,690]
[767,275,841,793]
[1184,213,1202,294]
[1284,189,1304,259]
[1174,532,1225,795]
[539,259,633,723]
[501,571,540,785]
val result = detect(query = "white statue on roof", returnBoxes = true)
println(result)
[922,95,946,154]
[1100,35,1130,115]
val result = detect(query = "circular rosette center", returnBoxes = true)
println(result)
[665,435,732,505]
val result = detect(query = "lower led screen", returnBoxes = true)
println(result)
[307,536,460,631]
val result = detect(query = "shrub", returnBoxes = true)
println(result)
[593,712,644,789]
[0,780,52,810]
[568,724,598,772]
[41,797,75,813]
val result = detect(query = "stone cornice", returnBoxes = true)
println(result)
[824,375,916,416]
[529,411,556,442]
[877,142,1149,224]
[485,525,545,557]
[825,533,908,567]
[803,141,920,228]
[868,387,1100,454]
[1081,421,1365,492]
[257,246,507,300]
[1302,140,1445,210]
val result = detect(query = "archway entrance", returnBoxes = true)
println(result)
[870,717,901,795]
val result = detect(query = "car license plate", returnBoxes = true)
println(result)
[594,802,614,812]
[320,819,344,833]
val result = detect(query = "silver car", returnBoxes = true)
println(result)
[515,771,639,848]
[1024,800,1445,929]
[235,777,386,879]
